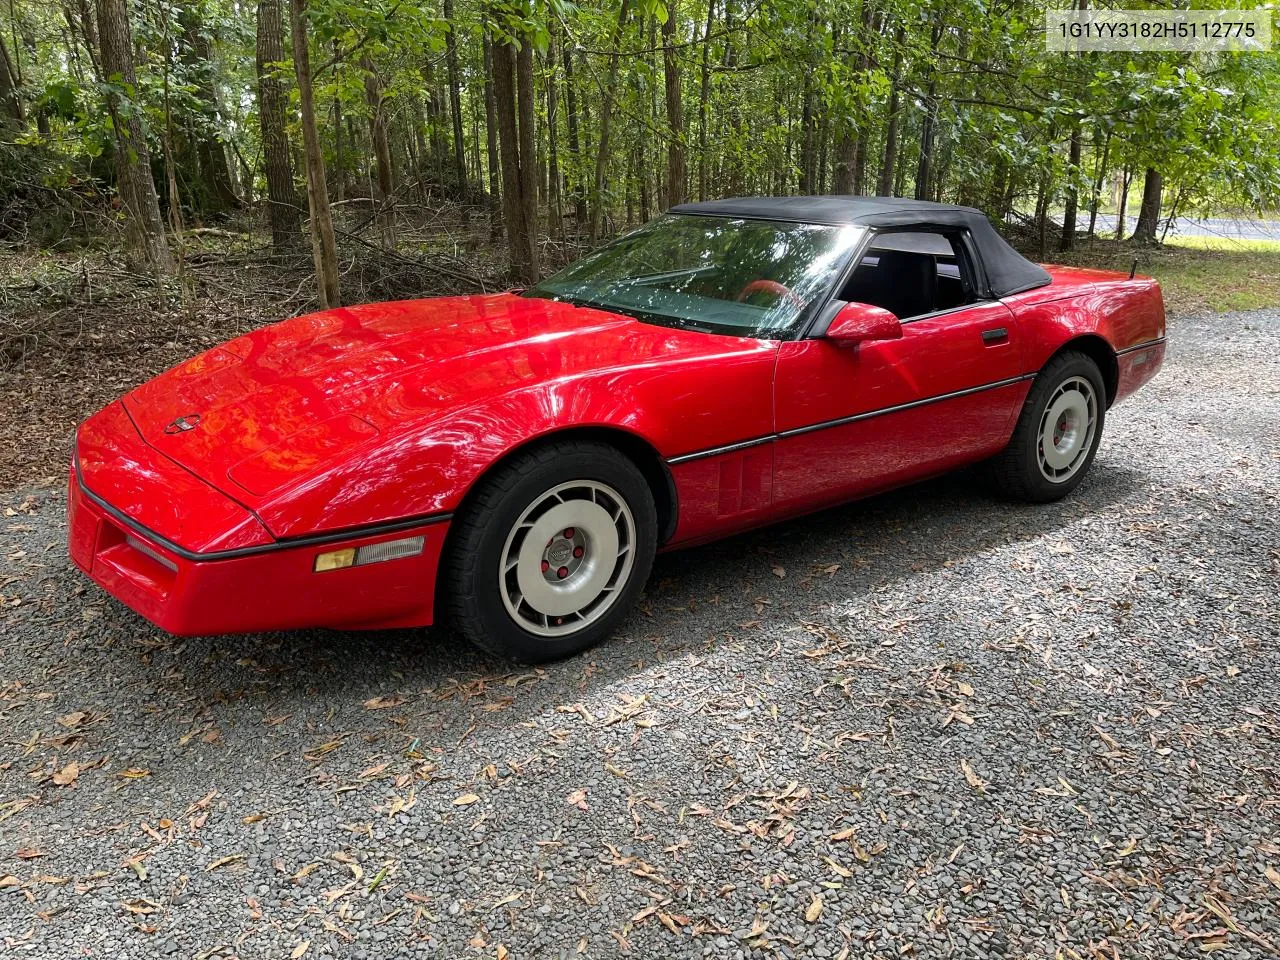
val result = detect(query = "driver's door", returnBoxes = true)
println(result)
[771,300,1024,514]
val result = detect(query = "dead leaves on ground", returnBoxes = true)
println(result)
[362,695,406,711]
[804,895,823,922]
[960,759,988,792]
[1264,865,1280,890]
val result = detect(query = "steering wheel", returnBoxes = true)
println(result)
[735,279,804,309]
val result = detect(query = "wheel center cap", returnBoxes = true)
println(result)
[547,540,573,565]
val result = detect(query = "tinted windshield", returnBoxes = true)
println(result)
[524,214,864,338]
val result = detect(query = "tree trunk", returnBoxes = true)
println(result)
[641,14,655,217]
[331,41,345,201]
[662,0,685,208]
[362,55,396,248]
[798,62,816,194]
[836,1,874,195]
[95,0,171,275]
[913,80,937,200]
[481,28,502,238]
[913,18,942,201]
[832,132,857,195]
[1034,170,1049,261]
[877,29,903,197]
[831,15,858,197]
[1115,165,1131,240]
[914,47,941,199]
[1087,129,1110,239]
[1059,125,1082,252]
[288,0,340,307]
[442,0,468,200]
[589,0,631,245]
[256,0,301,251]
[515,35,539,269]
[546,37,562,238]
[1130,167,1162,244]
[696,0,714,201]
[561,26,587,228]
[0,34,24,125]
[491,25,538,282]
[177,4,240,215]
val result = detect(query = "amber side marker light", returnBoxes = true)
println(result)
[314,536,425,573]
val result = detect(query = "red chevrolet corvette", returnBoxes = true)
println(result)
[69,197,1165,661]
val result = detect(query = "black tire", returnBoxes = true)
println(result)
[440,440,658,662]
[989,350,1107,503]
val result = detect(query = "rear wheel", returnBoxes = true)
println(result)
[990,351,1106,502]
[441,441,657,662]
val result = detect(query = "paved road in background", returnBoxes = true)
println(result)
[1090,212,1280,241]
[2,310,1279,958]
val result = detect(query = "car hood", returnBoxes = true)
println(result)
[122,293,749,503]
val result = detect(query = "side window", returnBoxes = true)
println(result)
[837,231,978,321]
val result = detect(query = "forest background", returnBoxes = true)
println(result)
[1,0,1278,483]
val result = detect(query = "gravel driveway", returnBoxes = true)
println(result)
[2,309,1278,960]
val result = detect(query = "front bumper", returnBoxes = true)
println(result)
[68,469,450,635]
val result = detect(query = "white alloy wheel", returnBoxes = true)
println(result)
[1036,375,1098,483]
[498,479,636,637]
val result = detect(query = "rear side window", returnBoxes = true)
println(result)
[838,230,978,320]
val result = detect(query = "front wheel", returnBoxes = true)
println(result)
[990,351,1106,503]
[440,441,657,662]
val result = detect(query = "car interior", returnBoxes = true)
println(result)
[837,230,978,320]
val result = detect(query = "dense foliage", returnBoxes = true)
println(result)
[1,0,1277,291]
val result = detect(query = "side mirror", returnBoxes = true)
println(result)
[825,302,902,345]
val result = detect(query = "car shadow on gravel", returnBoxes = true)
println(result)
[120,459,1147,741]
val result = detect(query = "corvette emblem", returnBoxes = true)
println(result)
[163,414,202,435]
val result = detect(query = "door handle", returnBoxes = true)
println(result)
[981,327,1009,345]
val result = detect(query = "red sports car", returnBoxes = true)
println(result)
[69,197,1166,661]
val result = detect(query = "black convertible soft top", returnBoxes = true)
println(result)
[669,196,1053,298]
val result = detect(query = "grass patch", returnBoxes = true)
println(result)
[1162,234,1280,253]
[1054,238,1280,313]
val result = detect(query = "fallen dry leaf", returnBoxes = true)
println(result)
[1265,865,1280,890]
[121,898,161,915]
[566,788,589,810]
[206,854,245,872]
[453,793,480,806]
[290,941,309,959]
[118,768,150,779]
[51,762,79,786]
[363,695,406,710]
[804,895,823,922]
[960,759,987,791]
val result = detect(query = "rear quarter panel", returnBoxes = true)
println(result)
[1006,273,1166,403]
